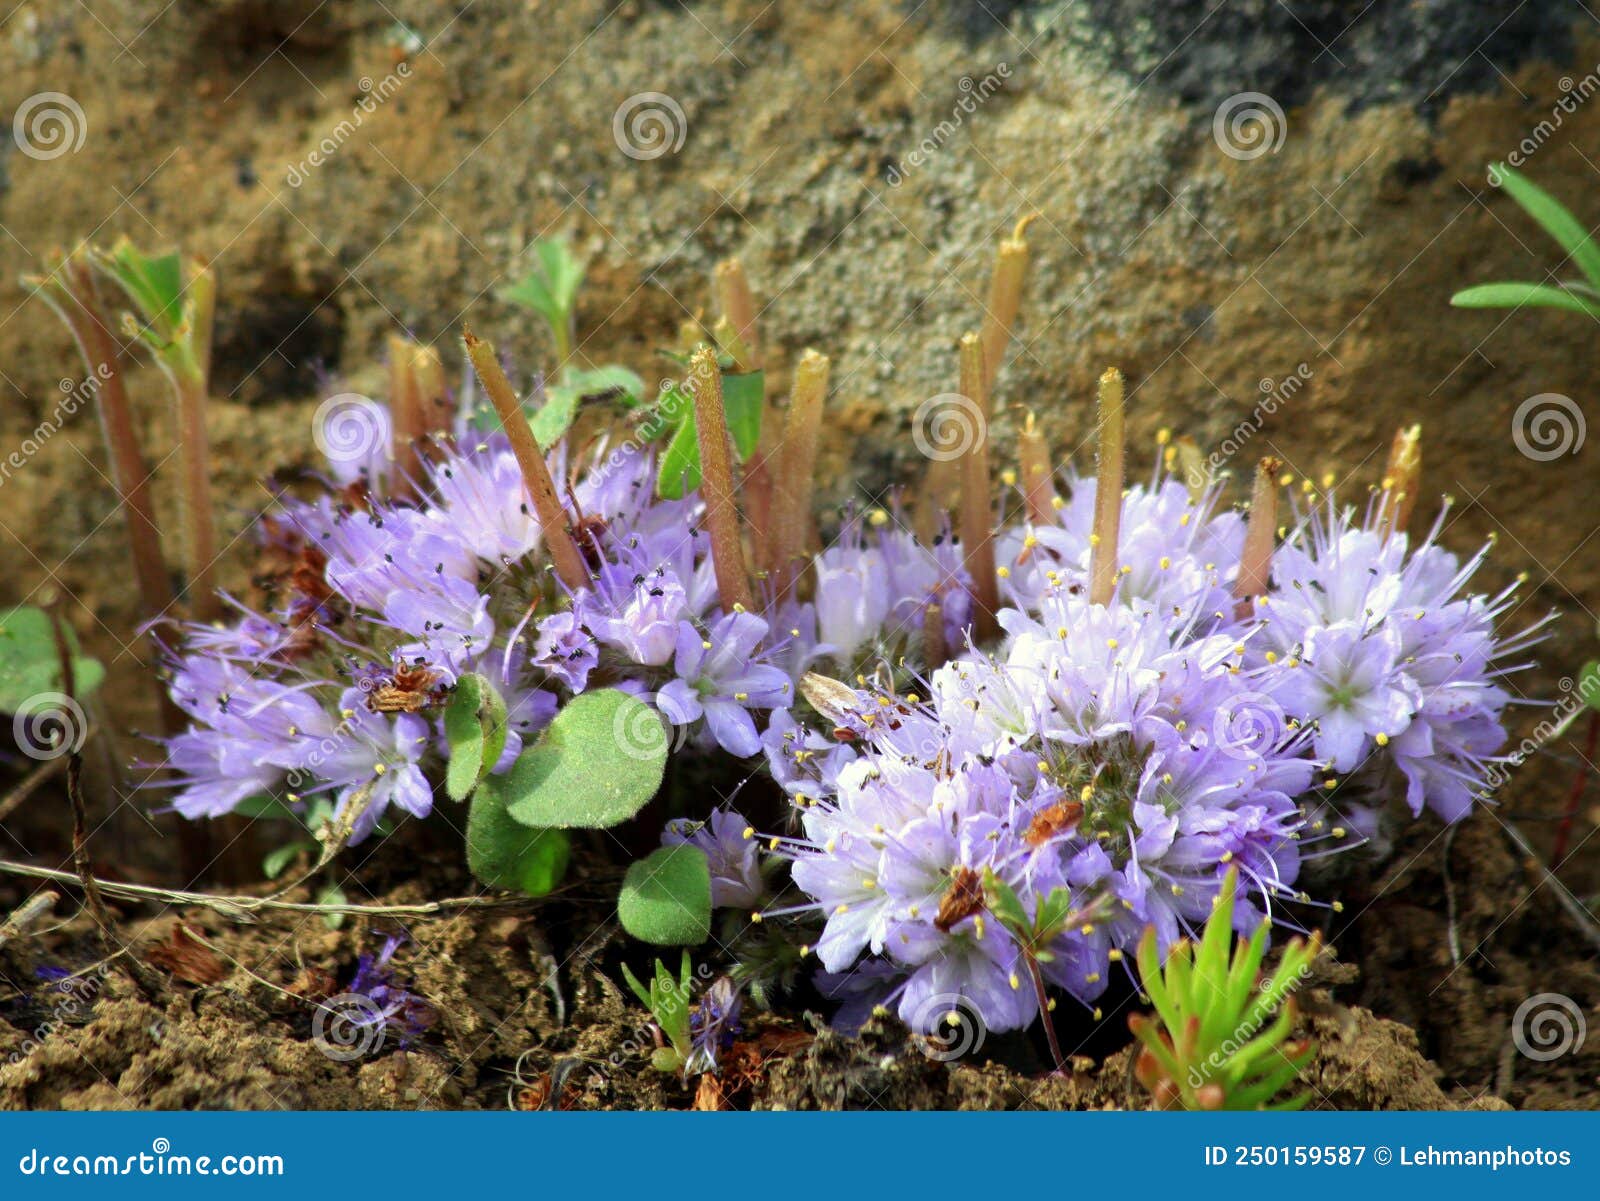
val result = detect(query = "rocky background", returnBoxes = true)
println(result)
[0,0,1596,852]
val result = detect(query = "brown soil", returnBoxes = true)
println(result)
[1,793,1594,1111]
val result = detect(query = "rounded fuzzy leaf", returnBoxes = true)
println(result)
[618,844,711,945]
[0,606,104,712]
[466,784,571,896]
[443,672,508,801]
[501,689,669,829]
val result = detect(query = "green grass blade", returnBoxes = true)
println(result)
[1492,164,1600,293]
[1450,282,1600,316]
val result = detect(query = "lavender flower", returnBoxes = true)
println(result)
[663,808,766,910]
[657,611,792,757]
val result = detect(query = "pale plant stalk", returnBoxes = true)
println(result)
[957,334,998,641]
[713,259,759,368]
[388,334,423,503]
[980,215,1034,395]
[1173,434,1208,503]
[411,343,452,441]
[464,331,591,592]
[1234,457,1282,615]
[1088,367,1125,606]
[770,349,830,600]
[168,262,222,623]
[1018,410,1056,524]
[922,601,947,671]
[1378,423,1422,541]
[689,347,755,613]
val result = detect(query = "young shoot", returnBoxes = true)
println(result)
[1128,868,1319,1111]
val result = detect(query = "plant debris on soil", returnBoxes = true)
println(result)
[1,805,1592,1111]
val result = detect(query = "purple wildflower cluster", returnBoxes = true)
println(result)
[756,465,1539,1036]
[155,394,810,839]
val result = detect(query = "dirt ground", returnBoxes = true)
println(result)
[1,0,1598,1109]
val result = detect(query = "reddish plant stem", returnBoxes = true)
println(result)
[464,331,591,593]
[689,347,755,613]
[980,215,1034,396]
[388,335,423,501]
[1553,710,1598,868]
[1023,950,1067,1073]
[54,259,176,639]
[1378,423,1422,541]
[922,601,947,671]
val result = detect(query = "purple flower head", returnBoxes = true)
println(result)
[656,610,792,757]
[531,608,598,691]
[685,977,743,1075]
[1257,497,1546,821]
[663,808,766,911]
[299,687,435,843]
[766,594,1318,1038]
[344,933,434,1046]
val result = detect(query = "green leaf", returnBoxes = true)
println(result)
[500,237,585,333]
[262,842,308,881]
[655,403,700,498]
[0,606,104,713]
[652,370,764,499]
[234,795,301,821]
[1450,282,1600,316]
[465,782,571,896]
[563,363,646,405]
[722,369,764,460]
[618,844,712,945]
[318,882,349,931]
[529,367,648,449]
[443,672,509,801]
[494,689,669,829]
[1491,164,1600,294]
[1578,661,1600,713]
[100,240,185,335]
